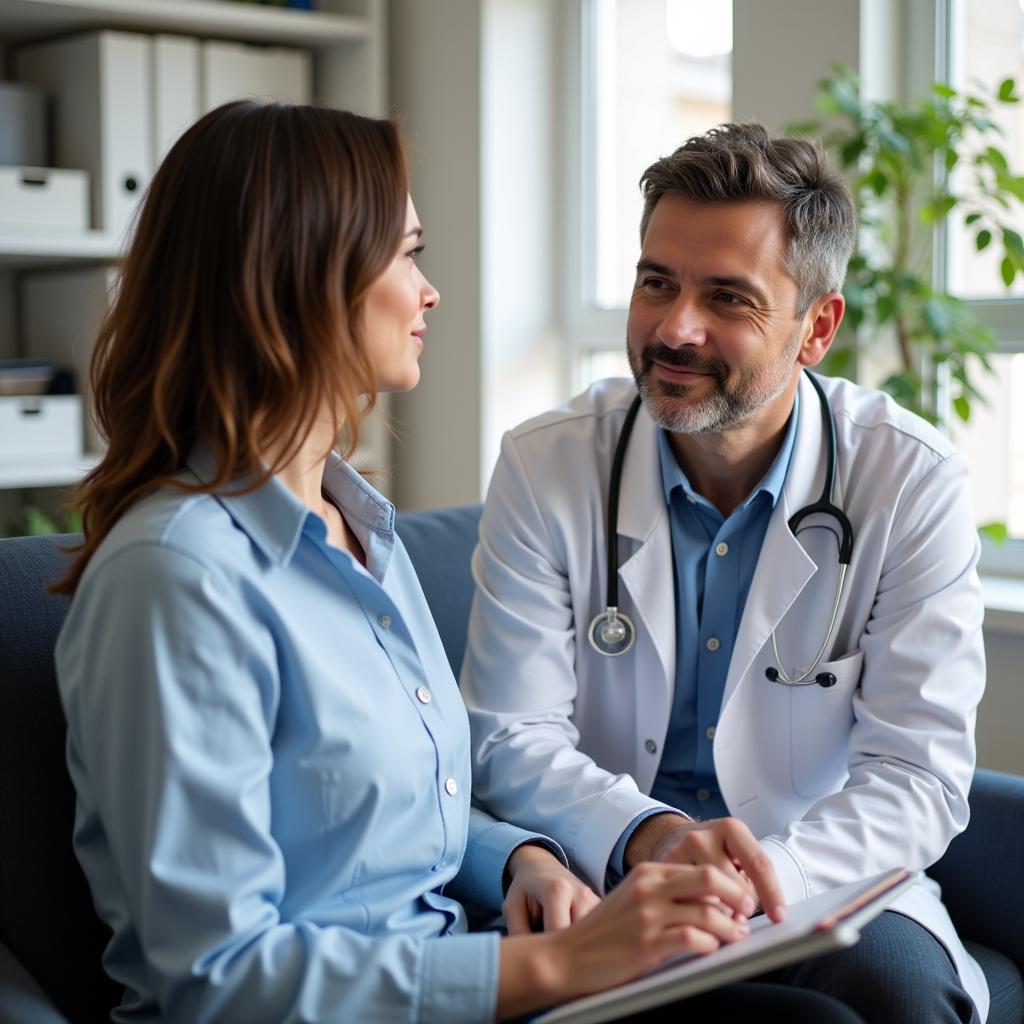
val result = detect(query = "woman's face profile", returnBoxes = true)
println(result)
[361,196,440,393]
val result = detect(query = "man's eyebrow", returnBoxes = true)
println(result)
[635,259,675,277]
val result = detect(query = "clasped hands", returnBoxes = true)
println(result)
[503,814,785,956]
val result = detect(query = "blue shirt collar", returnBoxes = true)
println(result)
[657,388,801,514]
[186,443,396,570]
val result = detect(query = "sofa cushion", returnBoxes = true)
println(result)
[0,534,120,1023]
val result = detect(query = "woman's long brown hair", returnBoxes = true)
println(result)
[54,101,408,595]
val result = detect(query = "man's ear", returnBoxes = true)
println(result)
[797,293,846,368]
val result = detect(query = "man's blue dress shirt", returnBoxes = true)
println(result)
[609,394,799,878]
[56,448,562,1024]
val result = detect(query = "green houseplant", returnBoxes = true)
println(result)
[795,66,1024,427]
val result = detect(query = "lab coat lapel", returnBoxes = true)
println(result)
[615,406,675,699]
[723,373,827,706]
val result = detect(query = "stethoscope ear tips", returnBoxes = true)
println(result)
[588,608,637,657]
[766,665,838,687]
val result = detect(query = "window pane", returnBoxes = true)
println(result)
[950,352,1024,538]
[591,0,731,310]
[947,0,1024,298]
[579,348,632,391]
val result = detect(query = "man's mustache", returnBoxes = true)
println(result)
[640,345,727,382]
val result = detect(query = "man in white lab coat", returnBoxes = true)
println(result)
[462,123,987,1022]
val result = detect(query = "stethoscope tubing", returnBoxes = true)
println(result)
[588,369,855,686]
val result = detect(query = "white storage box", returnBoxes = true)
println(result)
[0,394,83,461]
[0,166,89,234]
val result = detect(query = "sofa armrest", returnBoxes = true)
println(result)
[928,768,1024,970]
[0,941,67,1024]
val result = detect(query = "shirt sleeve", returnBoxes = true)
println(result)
[57,542,499,1024]
[605,808,686,889]
[445,806,568,913]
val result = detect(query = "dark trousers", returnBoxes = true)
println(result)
[756,910,979,1024]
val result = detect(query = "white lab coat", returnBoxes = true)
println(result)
[462,374,988,1019]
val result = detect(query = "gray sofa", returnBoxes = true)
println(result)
[1,505,1022,1022]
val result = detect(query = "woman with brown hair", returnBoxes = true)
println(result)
[53,101,863,1023]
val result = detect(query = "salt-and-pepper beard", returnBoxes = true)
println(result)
[628,325,803,435]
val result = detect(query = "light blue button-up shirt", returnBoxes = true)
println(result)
[608,395,799,880]
[56,448,561,1024]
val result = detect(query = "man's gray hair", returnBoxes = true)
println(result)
[639,123,856,315]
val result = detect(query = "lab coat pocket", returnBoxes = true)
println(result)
[789,649,864,798]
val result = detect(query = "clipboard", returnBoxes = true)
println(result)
[536,868,917,1024]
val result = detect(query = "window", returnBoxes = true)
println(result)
[943,0,1024,563]
[574,0,732,390]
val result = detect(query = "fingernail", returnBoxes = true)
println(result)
[736,922,750,937]
[772,904,786,920]
[743,897,755,915]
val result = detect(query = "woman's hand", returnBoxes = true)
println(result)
[503,843,600,934]
[497,861,754,1021]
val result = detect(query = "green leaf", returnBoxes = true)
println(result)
[979,521,1009,543]
[840,137,866,165]
[1004,227,1024,258]
[984,146,1010,174]
[965,212,982,225]
[1001,255,1016,286]
[998,77,1018,102]
[976,228,992,251]
[786,119,821,136]
[919,195,956,225]
[932,83,958,99]
[945,148,960,172]
[953,395,971,422]
[922,299,953,336]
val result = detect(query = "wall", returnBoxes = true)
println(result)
[388,0,484,510]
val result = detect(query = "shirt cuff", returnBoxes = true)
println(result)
[463,819,568,912]
[419,930,500,1024]
[605,807,685,889]
[759,835,812,904]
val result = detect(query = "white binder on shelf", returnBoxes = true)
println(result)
[21,266,119,455]
[15,31,153,244]
[200,41,312,112]
[153,35,200,165]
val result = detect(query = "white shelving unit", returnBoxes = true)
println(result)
[0,0,388,512]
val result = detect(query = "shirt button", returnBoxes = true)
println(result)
[696,787,711,801]
[415,687,432,705]
[705,725,716,740]
[706,636,720,652]
[378,614,392,629]
[715,542,729,557]
[645,738,658,755]
[444,778,458,797]
[686,494,697,505]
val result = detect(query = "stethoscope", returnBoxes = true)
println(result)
[587,370,854,688]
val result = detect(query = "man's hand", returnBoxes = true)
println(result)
[624,813,786,922]
[503,844,600,934]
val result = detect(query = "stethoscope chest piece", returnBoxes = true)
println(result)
[588,608,636,656]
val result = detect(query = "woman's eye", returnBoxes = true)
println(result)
[408,244,425,261]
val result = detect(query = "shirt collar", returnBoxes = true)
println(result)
[186,443,396,570]
[657,388,801,513]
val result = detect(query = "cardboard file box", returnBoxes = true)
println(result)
[16,31,153,240]
[0,394,83,461]
[0,166,89,234]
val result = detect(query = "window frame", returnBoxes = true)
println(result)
[939,0,1024,576]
